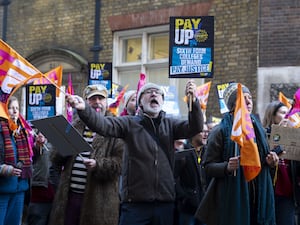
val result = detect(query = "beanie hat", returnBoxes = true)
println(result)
[223,83,251,111]
[123,90,136,108]
[137,83,165,105]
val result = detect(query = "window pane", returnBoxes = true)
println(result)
[149,34,169,60]
[118,70,141,90]
[122,38,142,63]
[147,68,169,85]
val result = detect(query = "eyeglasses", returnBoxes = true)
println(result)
[144,89,163,96]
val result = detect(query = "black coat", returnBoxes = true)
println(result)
[78,100,204,203]
[174,146,207,214]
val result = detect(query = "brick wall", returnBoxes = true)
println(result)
[4,0,259,118]
[259,0,300,67]
[7,0,95,60]
[206,0,259,117]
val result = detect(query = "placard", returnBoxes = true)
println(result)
[216,82,232,114]
[88,62,112,97]
[26,84,56,120]
[169,16,214,78]
[269,124,300,161]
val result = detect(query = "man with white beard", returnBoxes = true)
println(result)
[66,80,204,225]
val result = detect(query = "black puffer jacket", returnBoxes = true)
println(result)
[78,100,203,203]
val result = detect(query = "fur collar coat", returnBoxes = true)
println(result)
[49,112,124,225]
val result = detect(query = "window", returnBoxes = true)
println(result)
[123,37,142,63]
[149,34,169,60]
[113,25,201,118]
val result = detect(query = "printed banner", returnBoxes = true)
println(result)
[169,16,214,78]
[26,84,56,120]
[216,82,232,114]
[88,62,112,97]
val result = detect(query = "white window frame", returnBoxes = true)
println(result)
[112,25,169,82]
[112,25,204,118]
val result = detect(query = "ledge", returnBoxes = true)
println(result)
[107,2,212,31]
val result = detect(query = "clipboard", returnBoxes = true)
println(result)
[31,115,93,157]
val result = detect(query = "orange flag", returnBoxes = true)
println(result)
[0,102,8,119]
[196,81,211,110]
[108,84,128,116]
[33,66,63,97]
[0,39,44,119]
[183,81,211,108]
[231,83,261,181]
[278,92,291,108]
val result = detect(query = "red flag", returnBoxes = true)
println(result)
[137,73,146,94]
[231,83,261,181]
[108,85,128,116]
[33,66,63,97]
[66,74,74,123]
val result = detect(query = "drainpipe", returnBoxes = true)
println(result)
[90,0,102,61]
[1,0,11,41]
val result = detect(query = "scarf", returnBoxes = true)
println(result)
[220,113,275,225]
[0,120,32,179]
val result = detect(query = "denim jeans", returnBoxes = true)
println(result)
[119,202,174,225]
[0,192,25,225]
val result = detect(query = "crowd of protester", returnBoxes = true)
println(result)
[1,80,300,225]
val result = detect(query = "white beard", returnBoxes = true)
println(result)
[142,103,162,116]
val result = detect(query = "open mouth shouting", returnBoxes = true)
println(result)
[150,98,160,107]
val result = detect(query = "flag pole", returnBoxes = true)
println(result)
[5,72,67,129]
[233,142,238,176]
[40,73,66,95]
